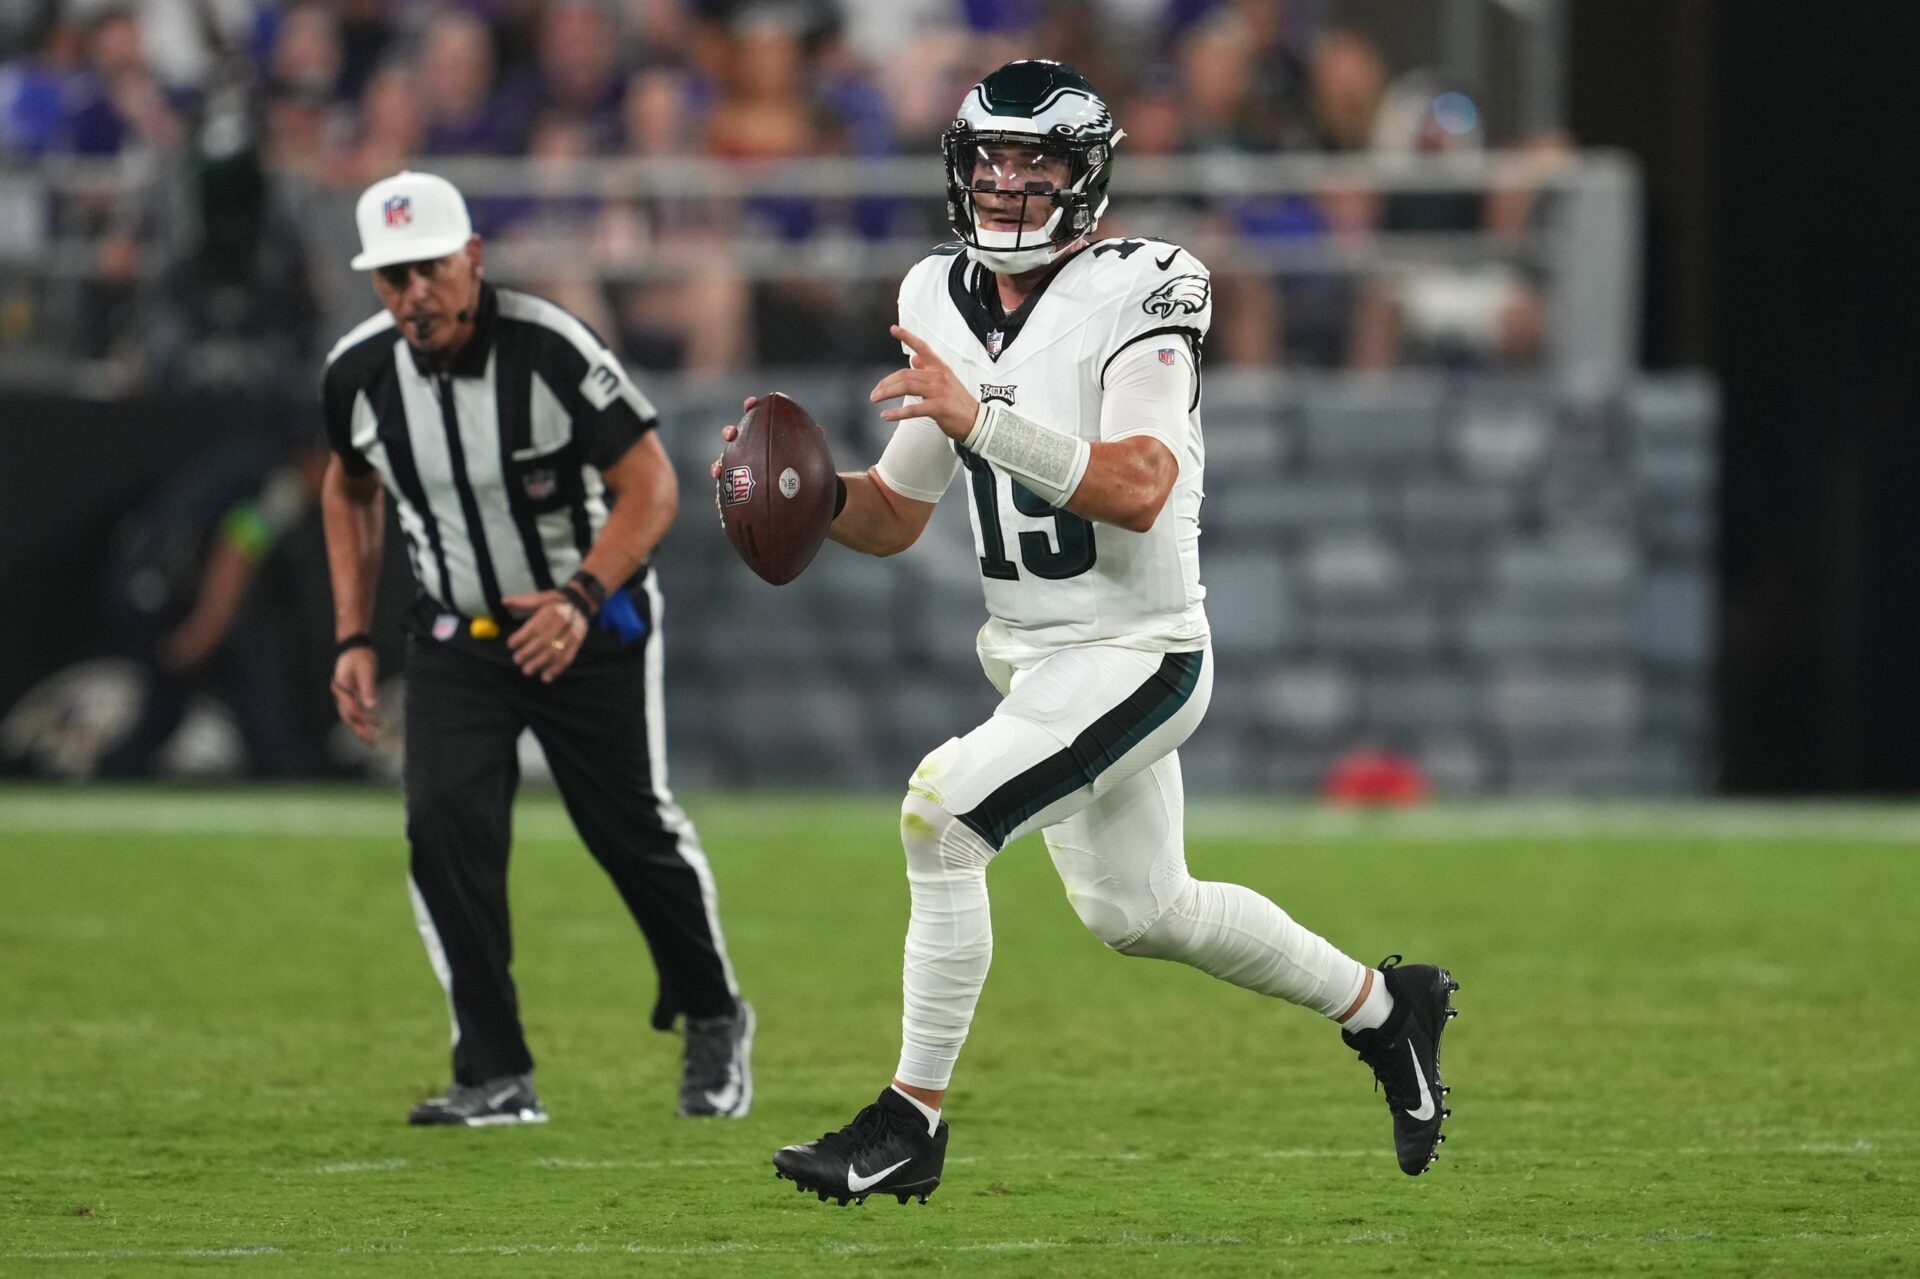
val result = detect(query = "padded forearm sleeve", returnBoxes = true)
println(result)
[961,402,1092,507]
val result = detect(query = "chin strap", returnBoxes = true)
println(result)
[968,242,1062,274]
[962,400,1091,507]
[966,194,1071,274]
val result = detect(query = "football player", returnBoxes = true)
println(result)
[725,60,1459,1203]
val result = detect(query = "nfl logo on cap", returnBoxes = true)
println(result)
[351,171,474,271]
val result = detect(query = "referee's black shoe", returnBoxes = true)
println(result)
[773,1089,947,1205]
[1342,956,1459,1175]
[408,1073,548,1127]
[679,999,755,1118]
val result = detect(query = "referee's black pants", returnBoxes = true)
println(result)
[401,593,737,1086]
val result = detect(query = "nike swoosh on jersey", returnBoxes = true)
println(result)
[847,1157,911,1193]
[1404,1042,1436,1121]
[1155,250,1179,271]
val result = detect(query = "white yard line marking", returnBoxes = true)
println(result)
[4,787,1918,843]
[2,1138,1900,1183]
[12,1229,1916,1264]
[4,1247,284,1260]
[312,1159,409,1175]
[2,1234,1248,1263]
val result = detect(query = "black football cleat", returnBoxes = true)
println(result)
[1342,956,1459,1175]
[408,1073,548,1127]
[678,999,755,1118]
[773,1089,948,1205]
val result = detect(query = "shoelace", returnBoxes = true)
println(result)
[1360,1053,1399,1103]
[815,1102,914,1157]
[1353,954,1406,1100]
[850,1106,920,1162]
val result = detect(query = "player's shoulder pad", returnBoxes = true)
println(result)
[1087,238,1212,336]
[1085,237,1209,276]
[899,244,965,310]
[1086,236,1209,300]
[905,243,965,280]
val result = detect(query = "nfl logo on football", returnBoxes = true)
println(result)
[721,465,756,506]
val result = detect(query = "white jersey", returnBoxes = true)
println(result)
[876,238,1212,662]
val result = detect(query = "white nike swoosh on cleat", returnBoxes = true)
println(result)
[1404,1042,1436,1121]
[704,1077,742,1114]
[847,1157,910,1193]
[485,1085,521,1109]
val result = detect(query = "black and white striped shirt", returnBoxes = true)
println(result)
[321,284,655,618]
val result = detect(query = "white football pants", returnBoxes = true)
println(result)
[894,642,1371,1090]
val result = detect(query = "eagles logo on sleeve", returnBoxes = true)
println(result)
[1143,273,1211,318]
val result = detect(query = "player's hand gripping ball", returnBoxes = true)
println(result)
[714,393,836,585]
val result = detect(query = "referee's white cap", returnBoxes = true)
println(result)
[351,171,474,271]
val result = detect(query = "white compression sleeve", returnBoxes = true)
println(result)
[1100,341,1196,457]
[895,792,999,1089]
[961,403,1092,507]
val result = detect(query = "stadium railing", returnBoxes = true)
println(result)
[0,150,1639,394]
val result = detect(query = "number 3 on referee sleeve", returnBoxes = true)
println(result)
[580,361,625,411]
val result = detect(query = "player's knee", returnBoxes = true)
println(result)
[900,790,994,875]
[1065,888,1148,951]
[1106,877,1200,960]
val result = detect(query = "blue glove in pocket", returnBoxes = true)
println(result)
[596,588,647,646]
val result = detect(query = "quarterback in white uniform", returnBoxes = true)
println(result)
[733,61,1459,1203]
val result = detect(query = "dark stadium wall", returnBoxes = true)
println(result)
[0,400,223,717]
[1575,2,1920,791]
[0,400,354,762]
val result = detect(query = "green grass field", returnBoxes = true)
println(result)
[3,785,1916,1275]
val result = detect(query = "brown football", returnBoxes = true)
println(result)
[716,392,837,585]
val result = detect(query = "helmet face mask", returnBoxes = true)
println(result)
[943,61,1122,274]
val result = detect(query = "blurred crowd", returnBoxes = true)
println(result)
[0,0,1576,385]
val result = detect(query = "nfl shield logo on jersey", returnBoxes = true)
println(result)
[522,467,556,501]
[986,329,1005,357]
[383,195,412,228]
[721,465,756,506]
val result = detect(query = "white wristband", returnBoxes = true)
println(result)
[962,402,1092,507]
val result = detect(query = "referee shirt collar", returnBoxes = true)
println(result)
[414,282,498,379]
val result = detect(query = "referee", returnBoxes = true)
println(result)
[319,171,752,1125]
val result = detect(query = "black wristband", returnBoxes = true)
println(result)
[834,475,849,518]
[334,632,374,657]
[560,582,598,619]
[567,569,608,611]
